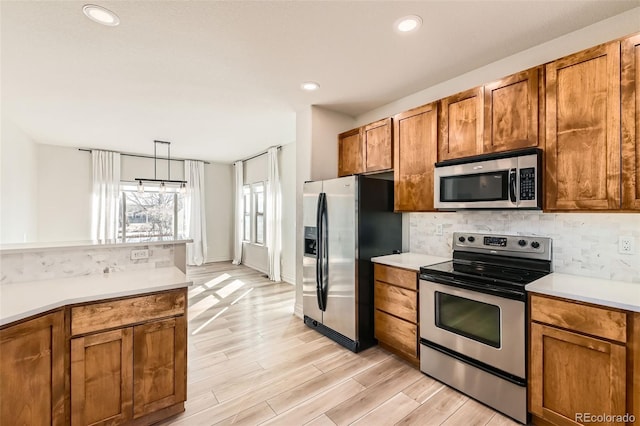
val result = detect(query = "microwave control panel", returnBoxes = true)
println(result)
[519,167,536,200]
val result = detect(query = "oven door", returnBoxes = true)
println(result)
[419,279,525,379]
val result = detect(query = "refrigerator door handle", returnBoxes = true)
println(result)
[320,192,329,311]
[315,192,326,311]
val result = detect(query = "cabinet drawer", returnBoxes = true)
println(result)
[530,294,627,343]
[71,290,186,336]
[374,281,417,323]
[374,264,417,290]
[374,310,417,359]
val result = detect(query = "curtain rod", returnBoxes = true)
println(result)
[78,148,210,164]
[238,145,282,163]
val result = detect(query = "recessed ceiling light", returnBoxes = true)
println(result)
[83,4,120,26]
[395,15,422,33]
[301,81,320,91]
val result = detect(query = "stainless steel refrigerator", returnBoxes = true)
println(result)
[302,175,402,352]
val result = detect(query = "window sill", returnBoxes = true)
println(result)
[243,241,266,248]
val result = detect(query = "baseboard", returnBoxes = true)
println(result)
[205,256,233,264]
[281,272,295,285]
[294,302,303,318]
[242,260,269,275]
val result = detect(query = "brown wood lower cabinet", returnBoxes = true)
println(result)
[0,310,65,426]
[0,288,187,426]
[70,290,188,425]
[529,293,638,426]
[133,317,186,419]
[71,328,134,425]
[373,264,419,366]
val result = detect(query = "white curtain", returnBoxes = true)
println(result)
[232,161,244,265]
[185,160,208,266]
[91,150,121,241]
[266,147,282,281]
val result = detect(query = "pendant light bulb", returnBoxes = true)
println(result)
[137,180,144,193]
[159,182,166,193]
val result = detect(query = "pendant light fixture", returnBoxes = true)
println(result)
[135,140,187,193]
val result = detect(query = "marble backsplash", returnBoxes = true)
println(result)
[408,212,640,284]
[1,244,175,284]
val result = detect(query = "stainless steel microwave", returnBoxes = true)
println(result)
[434,148,542,210]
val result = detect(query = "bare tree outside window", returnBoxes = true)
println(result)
[118,184,185,240]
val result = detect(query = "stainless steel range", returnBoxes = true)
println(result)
[419,232,552,424]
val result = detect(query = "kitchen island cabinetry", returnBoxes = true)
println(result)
[0,310,65,425]
[70,289,187,425]
[529,293,639,426]
[393,102,438,211]
[373,263,419,366]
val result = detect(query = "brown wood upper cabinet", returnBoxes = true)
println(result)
[338,127,364,177]
[545,41,621,210]
[364,117,393,173]
[394,103,438,211]
[439,86,484,161]
[0,311,65,426]
[622,33,640,210]
[338,118,393,177]
[484,66,542,153]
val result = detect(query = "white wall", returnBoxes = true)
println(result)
[37,145,91,241]
[356,8,640,127]
[280,143,296,284]
[0,120,38,243]
[204,162,233,263]
[12,143,232,262]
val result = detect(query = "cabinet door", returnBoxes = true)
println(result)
[545,42,621,210]
[622,33,640,210]
[393,102,438,211]
[439,86,484,161]
[71,328,134,426]
[374,310,418,360]
[364,117,393,172]
[133,316,186,419]
[484,67,542,153]
[338,128,364,177]
[530,322,626,426]
[0,311,65,426]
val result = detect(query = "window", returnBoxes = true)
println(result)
[243,186,251,241]
[242,182,266,245]
[254,182,265,244]
[118,183,185,240]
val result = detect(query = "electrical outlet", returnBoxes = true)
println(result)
[619,236,634,254]
[130,249,149,260]
[435,224,443,236]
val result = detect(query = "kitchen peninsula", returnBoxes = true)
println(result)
[0,238,191,425]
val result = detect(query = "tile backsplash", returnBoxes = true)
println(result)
[1,244,175,284]
[408,212,640,284]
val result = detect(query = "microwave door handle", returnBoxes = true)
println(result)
[509,168,517,204]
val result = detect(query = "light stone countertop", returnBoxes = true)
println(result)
[0,238,193,254]
[526,272,640,313]
[0,266,190,326]
[371,253,451,271]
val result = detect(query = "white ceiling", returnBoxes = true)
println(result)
[2,1,638,163]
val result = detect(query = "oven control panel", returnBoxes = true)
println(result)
[453,232,552,261]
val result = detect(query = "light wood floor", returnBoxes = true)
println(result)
[159,262,520,426]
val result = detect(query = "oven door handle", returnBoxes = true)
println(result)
[420,274,526,301]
